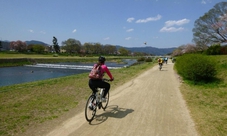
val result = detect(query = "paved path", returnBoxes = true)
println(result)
[46,62,198,136]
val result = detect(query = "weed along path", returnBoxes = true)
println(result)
[44,62,198,136]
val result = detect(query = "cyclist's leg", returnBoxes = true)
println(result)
[99,81,110,98]
[89,79,98,94]
[90,80,110,98]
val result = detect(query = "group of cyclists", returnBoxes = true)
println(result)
[158,57,168,69]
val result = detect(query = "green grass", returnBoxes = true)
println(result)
[179,55,227,136]
[0,58,154,136]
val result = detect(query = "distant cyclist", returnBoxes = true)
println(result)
[88,56,114,102]
[158,57,163,68]
[164,57,168,64]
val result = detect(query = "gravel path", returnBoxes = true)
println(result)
[44,62,198,136]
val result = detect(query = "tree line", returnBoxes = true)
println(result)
[6,38,149,56]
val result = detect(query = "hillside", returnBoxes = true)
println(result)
[126,46,176,56]
[25,40,48,46]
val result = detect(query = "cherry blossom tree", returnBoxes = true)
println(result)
[193,2,227,49]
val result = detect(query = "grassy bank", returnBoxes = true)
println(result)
[0,52,137,67]
[0,60,155,136]
[179,55,227,136]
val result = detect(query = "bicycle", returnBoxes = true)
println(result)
[159,63,162,70]
[85,79,110,123]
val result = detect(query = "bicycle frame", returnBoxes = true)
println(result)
[85,78,111,122]
[85,87,109,123]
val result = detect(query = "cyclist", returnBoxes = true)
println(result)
[88,56,114,102]
[158,57,163,68]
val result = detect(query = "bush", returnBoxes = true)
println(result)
[175,54,217,82]
[145,57,153,62]
[53,54,58,57]
[137,57,145,62]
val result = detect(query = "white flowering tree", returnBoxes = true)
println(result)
[193,2,227,50]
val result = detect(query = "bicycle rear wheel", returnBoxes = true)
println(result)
[85,95,96,122]
[101,91,109,110]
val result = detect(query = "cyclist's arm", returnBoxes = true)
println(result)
[102,65,113,80]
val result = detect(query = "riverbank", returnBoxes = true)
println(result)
[0,57,119,67]
[0,61,155,136]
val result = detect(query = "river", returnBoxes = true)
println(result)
[0,59,136,87]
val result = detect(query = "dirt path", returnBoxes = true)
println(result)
[44,62,198,136]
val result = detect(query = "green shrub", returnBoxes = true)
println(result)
[175,54,217,82]
[145,57,153,62]
[137,57,145,62]
[53,54,58,57]
[205,43,221,55]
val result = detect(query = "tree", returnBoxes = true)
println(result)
[33,44,45,53]
[93,43,102,54]
[0,40,2,51]
[52,36,60,53]
[84,42,95,54]
[193,2,227,48]
[172,45,186,56]
[10,40,27,52]
[205,43,221,55]
[220,45,227,55]
[118,47,129,56]
[103,44,117,55]
[61,38,82,54]
[184,44,198,54]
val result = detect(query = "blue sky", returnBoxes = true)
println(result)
[0,0,224,48]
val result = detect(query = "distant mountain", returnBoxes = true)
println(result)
[116,45,176,55]
[25,40,49,46]
[126,46,176,56]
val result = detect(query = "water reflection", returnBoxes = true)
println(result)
[0,59,136,87]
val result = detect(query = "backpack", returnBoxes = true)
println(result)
[89,64,103,79]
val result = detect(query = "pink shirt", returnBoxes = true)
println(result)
[100,64,113,79]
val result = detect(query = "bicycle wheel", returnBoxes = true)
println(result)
[101,91,109,110]
[85,95,96,122]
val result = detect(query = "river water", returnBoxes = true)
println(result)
[0,59,136,87]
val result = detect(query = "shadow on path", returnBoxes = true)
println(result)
[90,105,134,125]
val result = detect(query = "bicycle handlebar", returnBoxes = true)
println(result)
[102,78,113,82]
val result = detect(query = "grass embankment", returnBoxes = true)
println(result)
[0,59,155,136]
[0,52,135,67]
[179,55,227,136]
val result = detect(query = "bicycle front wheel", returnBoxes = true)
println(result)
[101,91,109,110]
[85,95,96,122]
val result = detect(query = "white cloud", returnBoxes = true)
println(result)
[160,18,189,32]
[40,31,46,34]
[72,29,77,33]
[165,19,190,27]
[125,37,131,40]
[160,27,184,32]
[104,37,110,40]
[136,14,162,23]
[201,0,206,4]
[28,29,34,33]
[127,17,135,23]
[201,0,212,4]
[126,28,134,32]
